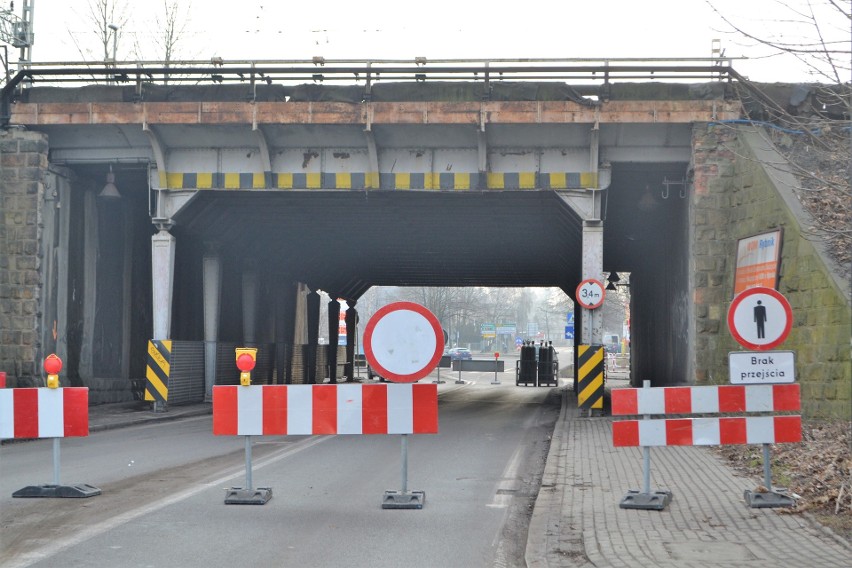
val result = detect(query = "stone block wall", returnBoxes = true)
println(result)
[0,130,49,387]
[691,123,851,419]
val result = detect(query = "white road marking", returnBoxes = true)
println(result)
[3,436,331,568]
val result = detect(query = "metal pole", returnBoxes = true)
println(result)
[642,380,651,494]
[762,443,772,490]
[401,434,409,494]
[245,435,253,490]
[53,438,61,486]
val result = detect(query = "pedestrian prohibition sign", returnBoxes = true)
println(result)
[727,287,792,351]
[363,302,445,383]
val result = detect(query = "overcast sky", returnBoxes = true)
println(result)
[24,0,851,83]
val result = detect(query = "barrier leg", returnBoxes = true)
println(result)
[382,434,425,509]
[619,380,672,510]
[224,435,272,505]
[12,438,101,498]
[433,366,444,384]
[743,443,796,508]
[53,438,61,486]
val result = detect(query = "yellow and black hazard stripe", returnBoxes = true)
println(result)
[577,345,604,409]
[145,339,172,403]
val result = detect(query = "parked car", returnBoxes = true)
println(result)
[446,347,472,360]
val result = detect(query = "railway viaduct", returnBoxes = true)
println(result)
[0,59,848,418]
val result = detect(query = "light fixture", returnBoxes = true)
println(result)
[99,165,121,199]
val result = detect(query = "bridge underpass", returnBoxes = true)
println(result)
[1,60,741,402]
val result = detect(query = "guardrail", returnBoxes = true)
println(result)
[1,56,738,126]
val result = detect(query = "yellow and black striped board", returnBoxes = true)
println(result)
[145,339,172,403]
[577,345,604,409]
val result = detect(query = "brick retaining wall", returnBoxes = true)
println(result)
[691,123,851,419]
[0,130,49,387]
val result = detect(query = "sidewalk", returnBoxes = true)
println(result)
[525,385,851,568]
[86,400,212,433]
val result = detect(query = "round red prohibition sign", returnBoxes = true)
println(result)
[363,301,445,383]
[727,286,793,351]
[575,279,606,310]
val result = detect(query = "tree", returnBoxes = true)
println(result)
[72,0,192,64]
[149,0,193,63]
[708,0,851,269]
[75,0,130,62]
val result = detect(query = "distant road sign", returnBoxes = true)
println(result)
[576,279,605,310]
[564,326,574,340]
[496,324,516,335]
[727,287,792,351]
[363,302,444,383]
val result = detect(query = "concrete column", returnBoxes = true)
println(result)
[79,190,98,380]
[326,299,340,383]
[242,267,258,345]
[306,290,320,384]
[582,221,604,345]
[202,248,221,400]
[344,301,358,382]
[275,280,297,384]
[151,229,176,340]
[273,281,286,384]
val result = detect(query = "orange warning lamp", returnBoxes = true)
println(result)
[235,348,257,386]
[44,354,62,389]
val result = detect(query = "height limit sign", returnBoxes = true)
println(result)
[576,279,605,310]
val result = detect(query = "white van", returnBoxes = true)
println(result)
[603,334,620,353]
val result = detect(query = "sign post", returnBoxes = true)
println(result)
[364,302,443,509]
[727,287,797,508]
[492,352,500,385]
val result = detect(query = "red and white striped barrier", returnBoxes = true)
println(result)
[611,383,801,447]
[0,387,89,439]
[213,383,438,436]
[612,415,802,447]
[611,383,800,416]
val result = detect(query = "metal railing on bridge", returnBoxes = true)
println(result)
[1,56,739,125]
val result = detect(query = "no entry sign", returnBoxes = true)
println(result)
[363,302,444,383]
[727,287,792,351]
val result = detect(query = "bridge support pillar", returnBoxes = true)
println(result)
[203,247,222,401]
[274,280,297,384]
[326,299,340,383]
[151,229,176,341]
[582,221,604,345]
[306,290,320,384]
[242,266,258,345]
[344,301,358,381]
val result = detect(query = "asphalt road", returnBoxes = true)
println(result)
[0,371,561,568]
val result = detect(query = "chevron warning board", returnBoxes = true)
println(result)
[577,345,604,409]
[145,339,172,403]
